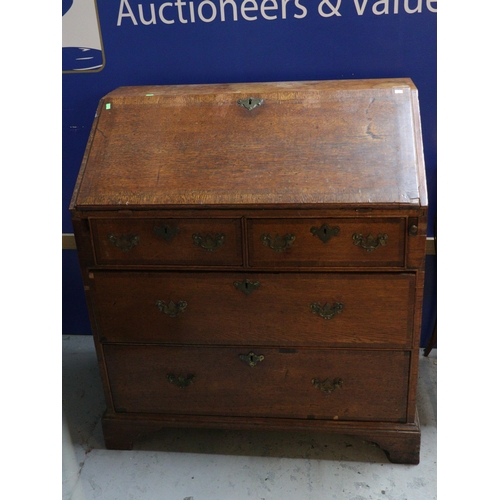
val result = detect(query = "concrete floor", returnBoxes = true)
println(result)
[62,335,437,500]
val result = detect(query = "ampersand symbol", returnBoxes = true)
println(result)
[318,0,342,17]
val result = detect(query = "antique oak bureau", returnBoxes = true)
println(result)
[70,79,427,464]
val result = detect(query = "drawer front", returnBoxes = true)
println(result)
[90,218,243,266]
[104,345,410,422]
[248,218,406,267]
[92,271,415,347]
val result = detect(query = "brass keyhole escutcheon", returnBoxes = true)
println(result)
[153,224,179,242]
[237,97,264,111]
[310,224,340,243]
[234,279,260,295]
[239,351,265,367]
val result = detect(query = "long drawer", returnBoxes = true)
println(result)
[103,345,410,422]
[92,271,415,347]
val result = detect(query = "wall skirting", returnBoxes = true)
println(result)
[62,233,436,255]
[62,234,77,250]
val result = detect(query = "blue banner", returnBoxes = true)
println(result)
[62,0,437,336]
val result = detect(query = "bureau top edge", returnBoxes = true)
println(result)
[104,78,417,98]
[70,201,427,214]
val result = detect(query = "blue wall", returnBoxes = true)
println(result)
[62,0,437,344]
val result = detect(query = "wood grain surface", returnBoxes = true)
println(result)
[92,271,415,347]
[72,79,427,209]
[104,345,410,422]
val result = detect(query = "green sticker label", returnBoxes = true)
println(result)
[105,103,111,110]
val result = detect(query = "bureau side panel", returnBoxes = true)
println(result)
[407,212,427,269]
[406,268,426,422]
[69,99,105,211]
[71,213,115,411]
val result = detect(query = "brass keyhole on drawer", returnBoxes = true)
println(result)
[310,224,340,243]
[237,97,264,111]
[234,279,260,295]
[239,351,265,367]
[107,233,140,252]
[153,224,179,242]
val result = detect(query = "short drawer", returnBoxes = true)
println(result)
[104,345,410,423]
[90,218,243,266]
[92,271,415,347]
[248,218,406,267]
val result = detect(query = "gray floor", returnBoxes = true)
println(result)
[62,335,437,500]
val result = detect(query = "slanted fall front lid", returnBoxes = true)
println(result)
[71,79,427,209]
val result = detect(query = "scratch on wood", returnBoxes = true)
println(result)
[366,123,381,140]
[96,128,107,139]
[365,97,375,114]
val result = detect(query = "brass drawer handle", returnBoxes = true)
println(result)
[167,374,195,388]
[156,300,187,317]
[192,233,225,251]
[310,224,340,243]
[153,224,179,242]
[310,302,344,320]
[312,377,343,394]
[352,232,388,252]
[234,279,260,295]
[239,351,265,367]
[261,233,295,253]
[237,97,264,111]
[107,233,140,252]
